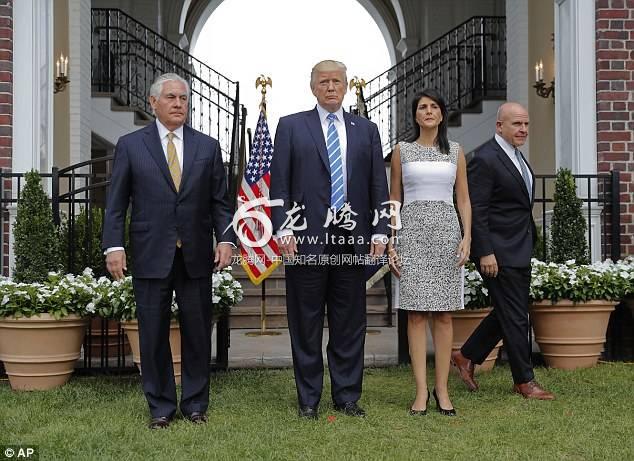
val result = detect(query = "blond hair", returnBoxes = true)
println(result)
[310,60,347,89]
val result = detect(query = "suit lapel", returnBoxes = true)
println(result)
[492,139,530,202]
[143,123,177,193]
[179,125,198,193]
[305,108,330,173]
[343,111,355,184]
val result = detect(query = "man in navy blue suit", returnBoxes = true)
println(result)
[270,60,389,419]
[451,102,554,400]
[102,73,236,429]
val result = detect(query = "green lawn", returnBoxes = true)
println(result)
[1,363,633,460]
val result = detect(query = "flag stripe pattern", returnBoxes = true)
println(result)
[237,110,281,285]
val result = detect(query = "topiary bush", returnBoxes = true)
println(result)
[60,207,107,277]
[549,168,589,265]
[12,170,62,282]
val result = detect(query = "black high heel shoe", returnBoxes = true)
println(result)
[409,388,430,416]
[432,388,457,416]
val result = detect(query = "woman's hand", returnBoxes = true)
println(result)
[388,246,401,277]
[456,237,471,267]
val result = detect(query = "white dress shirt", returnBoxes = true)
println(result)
[494,133,533,191]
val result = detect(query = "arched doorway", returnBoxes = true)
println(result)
[189,0,394,134]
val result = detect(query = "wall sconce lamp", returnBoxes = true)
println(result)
[533,60,554,99]
[54,53,70,94]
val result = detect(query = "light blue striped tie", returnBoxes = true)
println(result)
[327,113,344,210]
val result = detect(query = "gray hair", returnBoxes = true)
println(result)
[310,60,347,89]
[149,73,190,99]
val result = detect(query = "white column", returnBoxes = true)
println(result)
[68,0,92,165]
[11,0,54,277]
[554,0,597,174]
[12,0,53,175]
[554,0,599,260]
[505,0,530,157]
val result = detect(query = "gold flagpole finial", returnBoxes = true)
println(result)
[255,75,273,114]
[349,76,366,96]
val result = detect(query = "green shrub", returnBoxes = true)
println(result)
[549,168,589,264]
[12,170,62,282]
[532,224,547,261]
[60,207,107,276]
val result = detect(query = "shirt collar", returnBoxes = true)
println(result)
[156,119,184,141]
[316,104,345,124]
[494,133,519,158]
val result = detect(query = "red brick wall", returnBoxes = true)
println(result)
[596,0,634,257]
[0,0,10,276]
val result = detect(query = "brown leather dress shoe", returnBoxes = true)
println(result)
[148,416,171,430]
[451,350,479,391]
[513,380,555,400]
[184,412,208,424]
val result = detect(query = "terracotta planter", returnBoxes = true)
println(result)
[452,308,502,372]
[0,314,88,390]
[122,320,182,385]
[530,300,617,369]
[87,318,130,356]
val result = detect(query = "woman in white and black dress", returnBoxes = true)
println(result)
[388,89,472,416]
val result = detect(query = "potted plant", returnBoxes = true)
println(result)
[0,271,96,390]
[529,258,633,369]
[548,168,589,265]
[0,171,89,390]
[60,207,129,356]
[528,167,629,369]
[451,262,501,372]
[112,267,243,384]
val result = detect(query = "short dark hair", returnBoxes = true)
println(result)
[410,89,449,155]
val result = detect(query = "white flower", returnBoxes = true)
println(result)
[1,295,8,305]
[86,302,96,314]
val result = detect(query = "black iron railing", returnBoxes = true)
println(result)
[91,8,241,171]
[357,16,506,155]
[532,171,621,262]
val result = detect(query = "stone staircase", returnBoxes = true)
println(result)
[447,98,505,154]
[91,92,153,147]
[230,265,395,329]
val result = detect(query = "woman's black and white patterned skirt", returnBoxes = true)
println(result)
[394,200,464,312]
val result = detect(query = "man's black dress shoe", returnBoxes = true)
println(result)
[148,416,171,430]
[298,405,318,419]
[334,401,366,417]
[184,412,208,424]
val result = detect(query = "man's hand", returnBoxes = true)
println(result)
[480,253,498,278]
[370,242,386,259]
[278,234,298,258]
[106,250,127,281]
[214,243,234,271]
[387,246,401,277]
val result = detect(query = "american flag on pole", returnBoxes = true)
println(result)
[237,109,281,285]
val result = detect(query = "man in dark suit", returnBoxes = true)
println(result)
[102,73,236,429]
[451,102,554,400]
[270,60,389,419]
